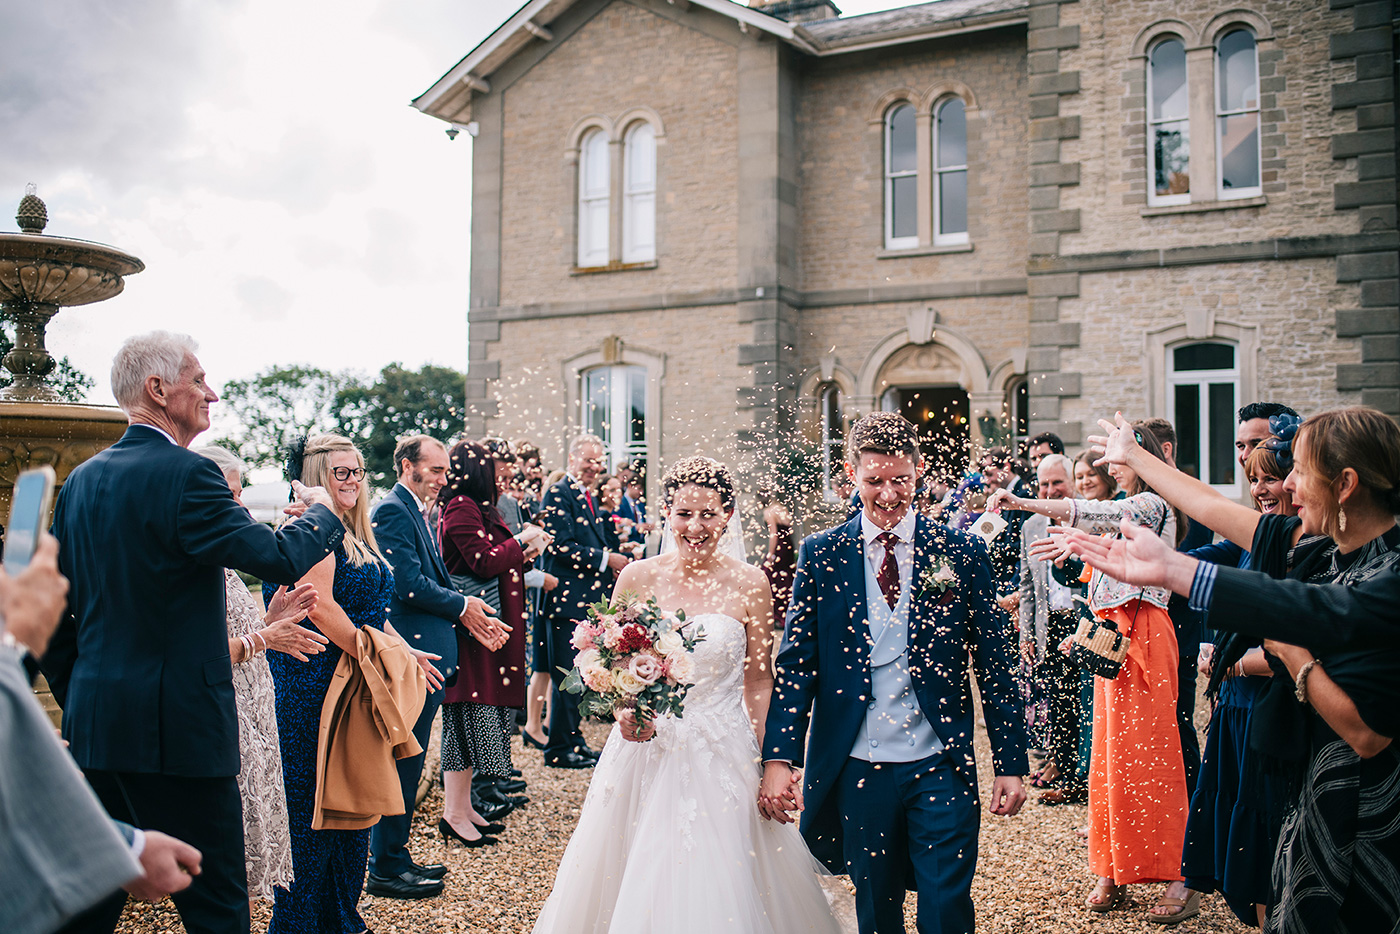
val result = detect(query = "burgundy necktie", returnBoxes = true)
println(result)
[875,531,900,608]
[584,489,596,515]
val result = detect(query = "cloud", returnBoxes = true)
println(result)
[234,275,294,322]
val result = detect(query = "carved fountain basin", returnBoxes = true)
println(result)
[0,232,144,305]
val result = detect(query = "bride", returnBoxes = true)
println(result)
[530,456,844,934]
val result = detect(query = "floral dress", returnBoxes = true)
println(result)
[224,569,295,899]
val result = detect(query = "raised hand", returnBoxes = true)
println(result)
[290,479,334,511]
[1028,530,1076,567]
[1089,411,1141,468]
[985,488,1024,513]
[265,582,317,625]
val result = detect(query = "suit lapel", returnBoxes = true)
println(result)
[836,515,870,662]
[396,485,448,581]
[574,478,606,543]
[910,514,935,644]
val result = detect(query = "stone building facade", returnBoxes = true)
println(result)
[415,0,1398,502]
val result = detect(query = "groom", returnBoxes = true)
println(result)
[761,411,1028,934]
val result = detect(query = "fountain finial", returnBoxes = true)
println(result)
[16,183,48,235]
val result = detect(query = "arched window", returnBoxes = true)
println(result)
[577,129,610,267]
[582,364,647,471]
[884,104,918,249]
[622,122,656,263]
[1007,377,1028,451]
[1168,341,1240,491]
[1147,37,1190,205]
[1216,29,1261,198]
[819,382,844,495]
[933,98,968,243]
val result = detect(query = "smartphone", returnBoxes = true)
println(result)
[4,466,56,574]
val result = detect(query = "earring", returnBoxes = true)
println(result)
[1338,506,1347,533]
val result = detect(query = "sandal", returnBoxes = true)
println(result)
[1147,890,1200,925]
[1086,881,1125,913]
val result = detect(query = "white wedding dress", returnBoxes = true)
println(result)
[531,613,845,934]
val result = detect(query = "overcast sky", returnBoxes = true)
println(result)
[2,0,907,406]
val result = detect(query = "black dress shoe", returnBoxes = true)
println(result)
[412,861,448,880]
[545,751,595,769]
[477,783,530,809]
[494,778,528,795]
[438,818,498,848]
[471,795,515,822]
[510,767,523,778]
[365,870,444,900]
[575,744,601,761]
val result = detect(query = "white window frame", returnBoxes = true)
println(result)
[1166,341,1241,496]
[577,129,610,267]
[819,382,844,500]
[1215,28,1262,201]
[932,97,970,245]
[621,122,656,263]
[581,364,647,472]
[884,104,918,250]
[1147,37,1191,207]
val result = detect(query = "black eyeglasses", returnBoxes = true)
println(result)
[331,466,366,481]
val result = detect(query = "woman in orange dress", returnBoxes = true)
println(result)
[991,427,1189,916]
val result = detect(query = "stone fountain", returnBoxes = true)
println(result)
[0,186,143,522]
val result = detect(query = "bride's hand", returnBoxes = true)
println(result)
[616,707,655,743]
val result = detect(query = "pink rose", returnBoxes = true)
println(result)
[628,653,663,685]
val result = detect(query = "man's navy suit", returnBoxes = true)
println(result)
[537,476,612,759]
[369,483,463,877]
[764,511,1029,934]
[42,424,343,934]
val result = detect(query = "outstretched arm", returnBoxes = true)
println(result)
[1091,412,1261,550]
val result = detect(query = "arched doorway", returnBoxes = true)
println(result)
[875,343,973,483]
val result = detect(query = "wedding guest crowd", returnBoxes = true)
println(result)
[9,325,1400,934]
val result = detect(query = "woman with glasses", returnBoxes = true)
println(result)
[265,434,442,934]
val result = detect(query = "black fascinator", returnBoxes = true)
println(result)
[285,435,308,484]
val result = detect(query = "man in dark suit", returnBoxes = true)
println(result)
[761,412,1028,934]
[367,435,503,899]
[41,331,346,934]
[537,433,629,769]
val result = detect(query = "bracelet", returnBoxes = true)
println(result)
[1295,658,1319,704]
[238,634,254,663]
[254,631,268,653]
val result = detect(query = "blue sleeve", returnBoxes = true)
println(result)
[963,534,1031,777]
[374,500,463,620]
[1185,538,1244,568]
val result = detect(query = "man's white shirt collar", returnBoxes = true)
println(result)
[860,507,916,546]
[398,481,427,514]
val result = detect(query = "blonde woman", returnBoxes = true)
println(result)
[267,435,442,934]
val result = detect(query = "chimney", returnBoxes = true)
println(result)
[750,0,841,23]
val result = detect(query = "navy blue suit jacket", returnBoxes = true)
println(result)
[764,512,1029,870]
[42,425,344,778]
[373,484,461,683]
[537,477,612,673]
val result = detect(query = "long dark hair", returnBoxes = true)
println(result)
[442,440,500,523]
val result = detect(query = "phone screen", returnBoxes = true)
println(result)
[4,467,56,574]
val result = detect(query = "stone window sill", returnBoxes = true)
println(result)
[1141,195,1267,217]
[876,241,974,260]
[570,260,658,276]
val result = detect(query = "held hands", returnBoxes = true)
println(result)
[0,533,68,656]
[757,761,804,823]
[616,706,656,743]
[259,583,328,662]
[541,572,559,592]
[124,830,202,901]
[461,595,510,651]
[988,775,1026,816]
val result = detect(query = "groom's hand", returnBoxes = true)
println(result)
[758,761,800,823]
[988,775,1026,816]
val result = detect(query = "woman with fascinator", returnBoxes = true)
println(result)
[1056,407,1400,933]
[531,456,844,934]
[266,435,443,934]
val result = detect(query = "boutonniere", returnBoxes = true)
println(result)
[917,555,958,597]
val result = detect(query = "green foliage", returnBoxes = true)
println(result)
[334,363,467,487]
[763,436,827,523]
[0,325,96,402]
[215,365,362,469]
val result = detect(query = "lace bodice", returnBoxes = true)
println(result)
[652,614,753,756]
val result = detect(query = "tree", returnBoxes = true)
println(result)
[335,363,467,486]
[214,365,363,469]
[0,325,96,402]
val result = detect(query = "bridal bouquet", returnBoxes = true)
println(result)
[560,593,706,726]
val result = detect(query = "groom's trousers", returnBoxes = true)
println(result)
[837,753,978,934]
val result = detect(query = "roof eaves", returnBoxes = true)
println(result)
[810,8,1028,55]
[412,0,556,118]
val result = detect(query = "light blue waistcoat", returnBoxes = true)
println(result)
[850,549,944,762]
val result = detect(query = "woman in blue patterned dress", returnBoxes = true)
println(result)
[266,434,442,934]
